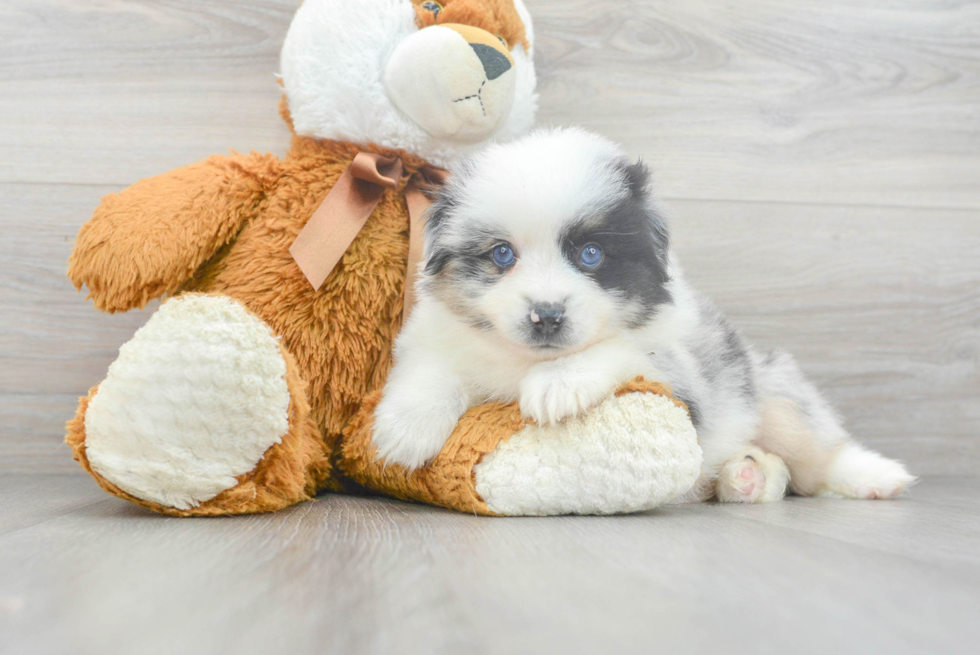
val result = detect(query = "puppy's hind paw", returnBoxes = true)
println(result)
[716,447,790,503]
[818,442,917,500]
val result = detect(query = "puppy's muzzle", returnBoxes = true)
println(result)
[529,302,565,336]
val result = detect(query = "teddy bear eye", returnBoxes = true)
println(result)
[496,35,507,47]
[422,1,442,18]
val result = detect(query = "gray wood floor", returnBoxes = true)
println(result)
[1,1,979,652]
[1,475,979,655]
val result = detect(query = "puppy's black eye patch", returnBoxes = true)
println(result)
[560,188,672,327]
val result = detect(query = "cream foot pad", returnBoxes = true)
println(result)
[474,390,702,516]
[84,295,291,510]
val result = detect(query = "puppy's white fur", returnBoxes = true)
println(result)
[373,127,916,502]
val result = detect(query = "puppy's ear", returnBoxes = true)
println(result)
[423,155,478,275]
[621,158,652,200]
[619,157,671,269]
[424,193,453,239]
[422,195,454,276]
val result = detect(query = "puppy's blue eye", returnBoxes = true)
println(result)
[580,244,602,267]
[491,244,516,268]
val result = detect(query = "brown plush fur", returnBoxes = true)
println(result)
[413,0,528,50]
[70,137,426,444]
[66,133,436,514]
[338,378,687,515]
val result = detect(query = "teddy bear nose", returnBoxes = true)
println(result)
[470,43,511,80]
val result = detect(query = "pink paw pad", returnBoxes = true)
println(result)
[855,486,899,500]
[724,457,766,502]
[739,464,758,495]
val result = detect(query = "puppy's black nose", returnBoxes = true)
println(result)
[529,303,565,335]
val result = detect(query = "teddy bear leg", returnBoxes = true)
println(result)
[65,294,331,516]
[339,379,703,516]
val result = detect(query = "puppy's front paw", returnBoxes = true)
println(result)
[519,363,614,425]
[371,386,467,471]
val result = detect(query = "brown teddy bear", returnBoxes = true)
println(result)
[65,0,703,517]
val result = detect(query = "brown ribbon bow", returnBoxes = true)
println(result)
[288,152,448,317]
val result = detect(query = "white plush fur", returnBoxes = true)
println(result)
[474,391,701,516]
[84,296,291,510]
[374,126,916,506]
[280,0,537,168]
[384,25,517,142]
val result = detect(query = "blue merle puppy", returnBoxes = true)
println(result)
[370,127,915,502]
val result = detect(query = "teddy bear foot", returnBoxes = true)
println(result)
[66,294,329,515]
[473,386,702,515]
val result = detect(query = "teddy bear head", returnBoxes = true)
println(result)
[280,0,537,167]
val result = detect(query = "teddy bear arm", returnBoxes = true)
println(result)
[68,152,282,313]
[337,379,703,516]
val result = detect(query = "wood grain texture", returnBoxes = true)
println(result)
[1,475,979,654]
[0,0,978,476]
[0,0,295,185]
[534,0,980,209]
[2,0,978,206]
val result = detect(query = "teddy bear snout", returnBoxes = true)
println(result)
[383,23,517,143]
